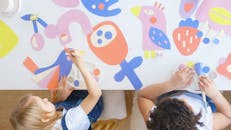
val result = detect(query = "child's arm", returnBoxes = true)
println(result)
[198,76,231,130]
[51,77,74,103]
[137,67,194,121]
[66,49,102,114]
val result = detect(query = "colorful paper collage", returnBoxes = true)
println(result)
[1,0,231,90]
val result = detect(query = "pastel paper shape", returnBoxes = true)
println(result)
[81,0,121,17]
[0,20,18,58]
[217,53,231,80]
[114,56,143,90]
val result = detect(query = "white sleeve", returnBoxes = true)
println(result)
[65,106,91,130]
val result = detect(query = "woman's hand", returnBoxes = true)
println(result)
[169,67,195,90]
[52,77,74,103]
[198,76,220,99]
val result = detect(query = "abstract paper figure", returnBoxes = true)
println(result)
[87,21,143,90]
[21,14,48,51]
[22,9,143,90]
[23,49,101,89]
[131,2,170,59]
[81,0,121,17]
[195,0,231,44]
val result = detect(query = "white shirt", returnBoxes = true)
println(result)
[171,92,213,130]
[52,106,91,130]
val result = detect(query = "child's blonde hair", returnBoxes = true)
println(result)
[10,94,62,130]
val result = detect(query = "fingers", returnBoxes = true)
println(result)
[64,47,81,59]
[59,76,67,88]
[178,67,195,80]
[198,76,211,89]
[66,84,75,91]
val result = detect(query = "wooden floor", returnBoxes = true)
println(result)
[0,90,231,130]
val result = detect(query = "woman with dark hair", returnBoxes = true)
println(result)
[138,66,231,130]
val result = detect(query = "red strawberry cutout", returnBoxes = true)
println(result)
[173,18,202,56]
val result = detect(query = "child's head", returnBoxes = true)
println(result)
[10,94,61,130]
[147,98,204,130]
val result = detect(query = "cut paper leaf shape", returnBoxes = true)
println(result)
[0,20,18,58]
[81,0,121,17]
[131,2,170,59]
[179,0,199,18]
[173,18,202,56]
[217,53,231,80]
[149,27,170,49]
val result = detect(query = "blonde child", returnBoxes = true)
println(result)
[10,49,103,130]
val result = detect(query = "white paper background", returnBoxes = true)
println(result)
[0,0,231,90]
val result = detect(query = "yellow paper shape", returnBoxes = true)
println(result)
[209,8,231,25]
[0,20,18,58]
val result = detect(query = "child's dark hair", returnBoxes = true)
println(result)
[146,98,204,130]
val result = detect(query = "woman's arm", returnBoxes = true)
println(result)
[137,67,194,121]
[66,48,102,114]
[198,76,231,130]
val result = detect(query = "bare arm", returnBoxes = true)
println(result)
[66,49,102,114]
[51,77,74,103]
[137,67,194,121]
[198,76,231,130]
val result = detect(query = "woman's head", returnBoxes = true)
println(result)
[10,94,60,130]
[147,98,203,130]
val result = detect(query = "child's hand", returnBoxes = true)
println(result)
[198,76,220,99]
[170,67,195,90]
[65,48,85,69]
[52,77,74,103]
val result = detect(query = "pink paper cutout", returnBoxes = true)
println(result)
[195,0,231,36]
[45,9,92,45]
[52,0,79,7]
[131,2,167,51]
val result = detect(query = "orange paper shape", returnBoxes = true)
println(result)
[87,21,128,65]
[23,57,39,73]
[217,53,231,80]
